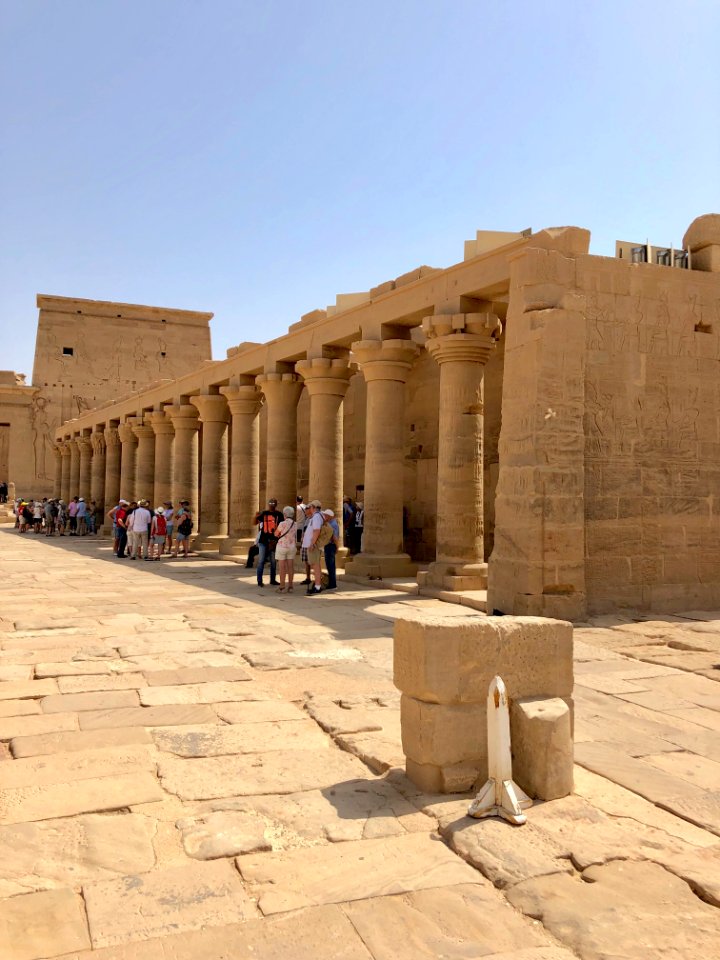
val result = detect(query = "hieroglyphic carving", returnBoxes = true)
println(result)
[29,394,55,480]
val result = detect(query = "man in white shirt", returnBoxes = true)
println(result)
[128,499,152,560]
[301,500,324,595]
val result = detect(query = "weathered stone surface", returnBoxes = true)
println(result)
[143,666,251,686]
[60,903,372,960]
[239,833,479,915]
[178,811,271,859]
[215,700,306,723]
[118,637,224,657]
[306,697,387,735]
[0,744,156,789]
[10,726,153,758]
[34,661,117,677]
[0,814,156,893]
[511,697,573,800]
[56,673,147,693]
[41,690,139,713]
[0,887,91,959]
[0,711,78,740]
[343,884,557,960]
[83,860,257,947]
[0,771,164,824]
[79,704,217,729]
[138,681,267,706]
[152,720,329,757]
[0,678,58,700]
[0,699,41,717]
[159,749,373,800]
[508,860,720,959]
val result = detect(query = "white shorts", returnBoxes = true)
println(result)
[275,546,296,561]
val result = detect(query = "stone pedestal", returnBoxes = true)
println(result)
[103,427,121,533]
[117,423,138,503]
[59,442,71,503]
[90,432,106,512]
[256,373,303,510]
[422,313,500,591]
[68,438,81,500]
[191,394,229,550]
[219,383,262,556]
[132,421,156,505]
[149,411,174,508]
[394,613,574,794]
[165,404,200,509]
[296,358,354,517]
[346,340,419,579]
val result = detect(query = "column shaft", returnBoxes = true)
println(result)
[191,395,229,544]
[90,432,106,511]
[52,447,62,499]
[256,373,303,510]
[149,412,174,507]
[118,423,138,501]
[104,427,121,524]
[69,439,81,499]
[78,437,92,500]
[220,385,262,544]
[133,422,156,504]
[165,405,199,508]
[59,445,71,502]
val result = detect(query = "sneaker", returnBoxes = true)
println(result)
[269,580,279,586]
[300,578,311,585]
[257,582,264,588]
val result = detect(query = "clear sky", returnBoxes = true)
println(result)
[1,0,718,376]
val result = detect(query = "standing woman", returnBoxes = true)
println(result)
[163,501,175,553]
[274,506,298,592]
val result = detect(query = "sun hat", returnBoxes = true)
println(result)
[322,509,335,518]
[156,506,165,515]
[309,499,322,508]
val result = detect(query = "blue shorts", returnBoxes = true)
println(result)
[176,532,189,542]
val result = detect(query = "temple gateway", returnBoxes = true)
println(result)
[4,214,719,620]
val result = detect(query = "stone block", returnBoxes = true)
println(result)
[0,887,90,959]
[510,697,574,800]
[400,695,484,767]
[394,615,573,704]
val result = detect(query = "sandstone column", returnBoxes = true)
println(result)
[90,431,107,512]
[219,382,263,556]
[346,339,420,578]
[103,426,121,532]
[295,358,354,516]
[78,435,93,500]
[165,404,200,509]
[255,373,303,509]
[149,411,174,507]
[190,394,230,549]
[118,422,138,502]
[52,445,62,499]
[59,443,71,501]
[132,420,156,505]
[69,436,81,499]
[422,313,501,591]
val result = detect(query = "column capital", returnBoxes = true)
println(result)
[422,313,502,365]
[190,394,230,424]
[220,384,264,417]
[350,339,420,383]
[296,358,356,397]
[256,372,304,407]
[165,403,200,428]
[148,410,175,435]
[77,435,92,453]
[117,422,138,444]
[131,420,156,441]
[104,426,121,447]
[91,431,106,455]
[59,441,72,457]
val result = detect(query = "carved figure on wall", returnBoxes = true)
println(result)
[74,395,92,415]
[30,394,56,480]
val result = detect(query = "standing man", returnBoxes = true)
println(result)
[173,500,194,558]
[115,500,129,558]
[322,509,341,590]
[131,499,152,560]
[68,496,79,535]
[76,497,88,536]
[301,499,324,596]
[254,498,283,588]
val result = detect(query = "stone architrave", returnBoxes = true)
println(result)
[132,419,156,505]
[52,445,62,498]
[219,382,263,556]
[59,442,71,502]
[68,436,81,500]
[296,358,354,517]
[255,373,303,509]
[190,394,230,549]
[117,422,138,502]
[103,427,121,527]
[422,312,501,591]
[148,411,174,508]
[90,431,106,511]
[165,404,200,509]
[346,339,420,579]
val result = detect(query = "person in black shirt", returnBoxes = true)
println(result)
[254,498,283,587]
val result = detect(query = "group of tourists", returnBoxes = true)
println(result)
[108,499,194,561]
[12,496,103,536]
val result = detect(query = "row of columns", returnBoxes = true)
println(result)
[54,321,499,581]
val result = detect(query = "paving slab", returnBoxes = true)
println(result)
[139,681,269,706]
[0,699,41,717]
[152,719,329,757]
[214,700,306,723]
[143,666,251,686]
[0,711,78,740]
[10,726,153,758]
[508,860,720,960]
[0,744,156,789]
[644,749,720,791]
[83,859,257,947]
[79,703,218,729]
[41,690,139,713]
[57,673,147,693]
[0,887,91,959]
[177,810,272,859]
[239,832,480,915]
[0,678,58,700]
[159,749,376,800]
[0,771,164,824]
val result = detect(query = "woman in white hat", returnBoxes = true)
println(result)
[149,506,167,560]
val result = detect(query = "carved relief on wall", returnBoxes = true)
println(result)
[30,394,57,480]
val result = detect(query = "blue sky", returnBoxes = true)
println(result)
[1,0,718,375]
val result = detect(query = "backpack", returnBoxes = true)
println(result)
[155,515,167,536]
[178,515,193,536]
[316,522,333,549]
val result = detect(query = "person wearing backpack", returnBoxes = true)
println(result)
[254,498,283,588]
[173,501,194,558]
[150,506,167,560]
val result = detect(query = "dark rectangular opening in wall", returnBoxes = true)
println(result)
[160,351,166,357]
[62,347,74,356]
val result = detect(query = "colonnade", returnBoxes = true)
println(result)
[55,319,500,584]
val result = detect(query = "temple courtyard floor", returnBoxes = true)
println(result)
[0,528,719,960]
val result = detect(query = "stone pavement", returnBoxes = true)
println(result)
[0,530,718,960]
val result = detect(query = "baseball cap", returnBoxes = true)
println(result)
[309,499,322,508]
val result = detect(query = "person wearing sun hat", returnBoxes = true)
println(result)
[321,509,341,590]
[149,506,167,560]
